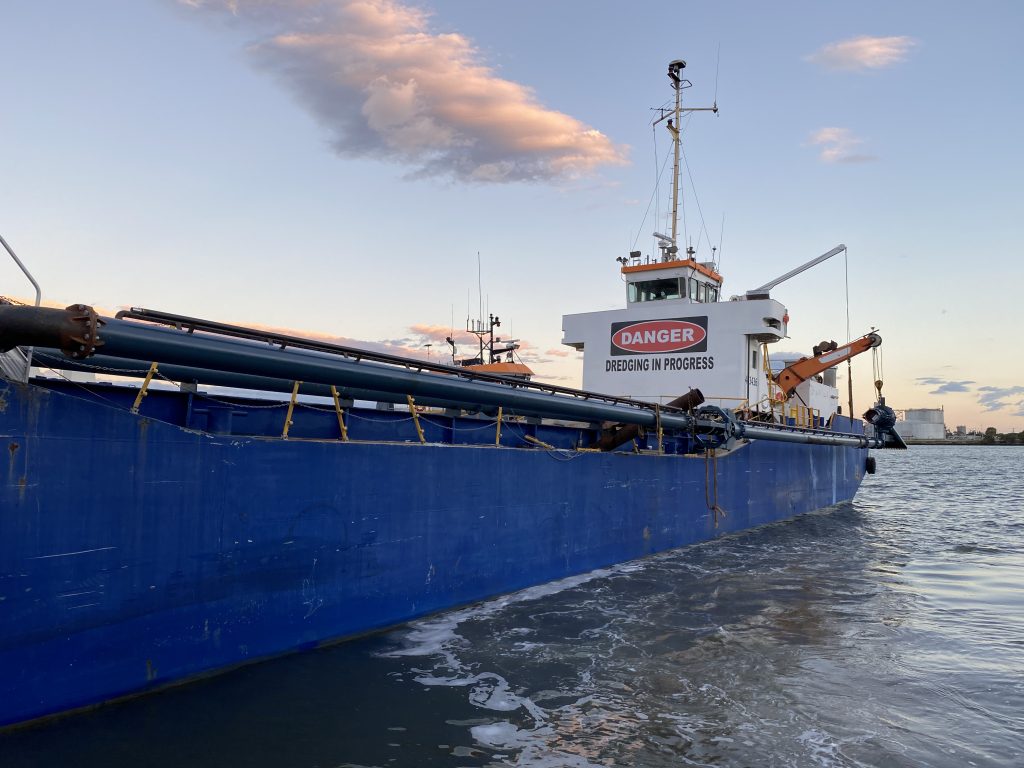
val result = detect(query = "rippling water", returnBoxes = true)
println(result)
[3,446,1022,767]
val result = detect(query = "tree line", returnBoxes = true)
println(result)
[982,427,1024,445]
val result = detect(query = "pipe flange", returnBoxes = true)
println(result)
[61,304,105,359]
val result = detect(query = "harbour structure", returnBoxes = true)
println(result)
[0,60,904,730]
[895,407,946,441]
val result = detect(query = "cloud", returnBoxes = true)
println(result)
[977,385,1024,411]
[244,320,434,358]
[407,323,475,346]
[180,0,627,182]
[545,347,570,358]
[161,316,546,368]
[404,323,547,367]
[807,35,918,71]
[807,127,876,164]
[914,377,975,395]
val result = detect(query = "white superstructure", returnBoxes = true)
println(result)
[562,257,788,409]
[561,59,846,424]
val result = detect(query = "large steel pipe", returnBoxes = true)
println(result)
[738,423,871,448]
[32,352,502,413]
[0,305,97,358]
[8,309,686,429]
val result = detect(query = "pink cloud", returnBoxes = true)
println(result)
[407,323,475,346]
[242,320,428,357]
[807,35,918,72]
[181,0,627,181]
[807,127,876,164]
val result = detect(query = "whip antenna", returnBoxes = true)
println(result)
[716,213,726,272]
[714,43,721,108]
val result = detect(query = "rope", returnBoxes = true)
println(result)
[632,142,673,251]
[152,371,288,409]
[871,327,884,398]
[655,403,663,453]
[503,420,586,461]
[32,353,151,377]
[844,247,854,418]
[681,145,716,258]
[343,409,414,423]
[844,247,852,344]
[29,365,126,408]
[704,448,727,528]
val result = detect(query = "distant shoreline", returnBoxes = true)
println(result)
[902,439,1019,446]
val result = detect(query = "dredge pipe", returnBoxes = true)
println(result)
[0,305,96,357]
[738,423,873,448]
[32,352,504,414]
[6,308,690,430]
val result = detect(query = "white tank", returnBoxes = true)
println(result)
[895,407,945,440]
[904,408,944,424]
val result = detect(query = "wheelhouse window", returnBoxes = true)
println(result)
[628,277,682,303]
[627,276,720,304]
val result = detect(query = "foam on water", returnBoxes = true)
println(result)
[372,446,1024,767]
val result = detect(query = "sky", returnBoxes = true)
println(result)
[2,1,1022,431]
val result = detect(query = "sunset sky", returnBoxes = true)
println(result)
[2,1,1022,431]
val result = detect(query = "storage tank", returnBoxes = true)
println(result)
[895,407,946,440]
[906,408,944,424]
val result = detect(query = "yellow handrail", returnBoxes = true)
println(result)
[282,380,301,438]
[130,361,159,415]
[330,386,349,442]
[407,395,426,444]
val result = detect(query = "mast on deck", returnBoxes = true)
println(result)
[617,61,722,306]
[653,59,717,259]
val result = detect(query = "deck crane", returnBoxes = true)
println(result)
[773,331,882,398]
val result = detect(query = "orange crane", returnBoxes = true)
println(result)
[774,332,881,397]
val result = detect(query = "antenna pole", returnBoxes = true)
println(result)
[668,61,683,246]
[477,252,482,327]
[657,60,717,257]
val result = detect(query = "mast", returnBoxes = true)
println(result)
[655,60,718,258]
[668,60,683,247]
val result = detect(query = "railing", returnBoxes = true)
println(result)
[788,404,822,429]
[0,234,42,382]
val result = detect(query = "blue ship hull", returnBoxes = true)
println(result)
[0,378,866,728]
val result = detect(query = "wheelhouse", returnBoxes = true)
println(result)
[620,247,723,306]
